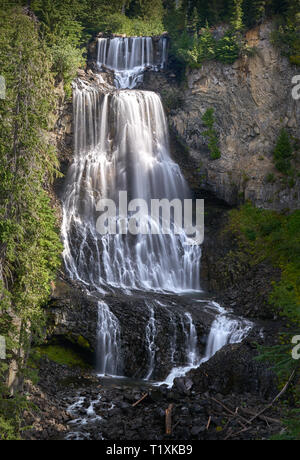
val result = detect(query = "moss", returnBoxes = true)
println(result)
[32,345,90,369]
[77,335,91,350]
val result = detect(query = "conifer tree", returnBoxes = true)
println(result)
[230,0,244,31]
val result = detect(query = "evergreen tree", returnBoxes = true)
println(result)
[243,0,267,27]
[229,0,244,31]
[0,3,62,437]
[273,128,293,174]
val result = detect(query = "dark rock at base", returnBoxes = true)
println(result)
[185,342,277,399]
[46,278,216,380]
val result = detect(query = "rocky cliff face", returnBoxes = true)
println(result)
[47,279,215,380]
[142,22,300,211]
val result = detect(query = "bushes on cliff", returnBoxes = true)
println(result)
[273,128,294,174]
[227,204,300,439]
[31,0,85,95]
[202,108,221,160]
[91,12,164,36]
[271,0,300,66]
[167,21,242,69]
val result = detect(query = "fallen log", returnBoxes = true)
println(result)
[165,403,174,435]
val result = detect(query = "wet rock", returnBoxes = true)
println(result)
[187,342,277,398]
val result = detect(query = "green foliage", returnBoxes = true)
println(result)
[31,345,90,369]
[202,108,221,160]
[80,0,165,36]
[94,12,164,36]
[165,0,299,70]
[266,172,276,184]
[229,0,244,31]
[273,128,293,174]
[272,410,300,440]
[0,4,62,439]
[0,382,30,440]
[228,204,300,439]
[271,1,300,66]
[167,22,242,70]
[215,32,241,63]
[243,0,268,27]
[51,40,84,96]
[31,0,85,95]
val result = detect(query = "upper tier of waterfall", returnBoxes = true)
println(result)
[97,36,167,89]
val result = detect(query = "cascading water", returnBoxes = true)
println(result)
[96,301,122,376]
[156,302,253,388]
[62,84,202,293]
[144,302,156,380]
[97,36,167,89]
[183,313,199,367]
[61,33,253,388]
[201,303,253,363]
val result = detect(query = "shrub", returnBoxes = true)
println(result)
[94,12,164,36]
[273,128,293,175]
[202,108,221,160]
[50,41,84,97]
[266,173,276,184]
[215,33,241,64]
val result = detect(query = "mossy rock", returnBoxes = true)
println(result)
[77,335,91,350]
[31,344,91,369]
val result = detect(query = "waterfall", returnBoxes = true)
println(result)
[168,309,178,365]
[155,311,201,388]
[144,302,156,380]
[183,313,199,367]
[62,83,201,293]
[96,301,122,376]
[201,304,253,363]
[155,302,253,388]
[60,33,253,386]
[97,36,167,89]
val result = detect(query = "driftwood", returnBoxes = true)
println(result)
[132,393,148,407]
[248,370,296,424]
[210,397,250,425]
[206,416,211,430]
[165,403,174,435]
[224,370,296,439]
[239,407,281,425]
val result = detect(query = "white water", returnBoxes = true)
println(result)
[201,303,253,363]
[61,34,253,388]
[97,36,167,89]
[183,313,199,367]
[144,302,156,380]
[157,302,253,388]
[62,84,202,293]
[96,301,122,376]
[155,310,201,388]
[66,393,115,440]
